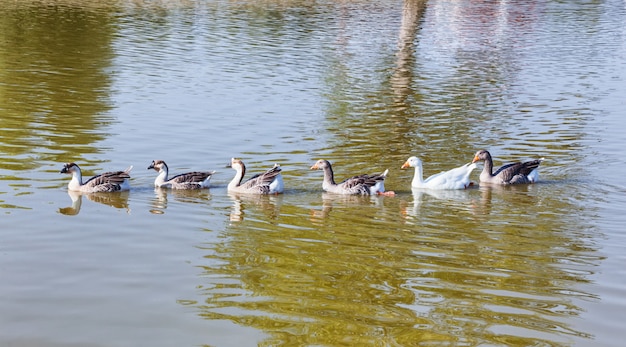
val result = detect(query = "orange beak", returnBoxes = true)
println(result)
[310,164,319,170]
[401,161,410,169]
[472,155,480,163]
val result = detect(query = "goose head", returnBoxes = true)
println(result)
[60,162,80,175]
[310,159,331,171]
[401,156,422,169]
[148,160,167,173]
[472,150,490,163]
[227,158,246,171]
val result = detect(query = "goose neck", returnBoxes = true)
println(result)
[155,168,169,185]
[412,163,424,185]
[228,164,246,189]
[483,153,494,176]
[322,165,336,187]
[68,170,83,190]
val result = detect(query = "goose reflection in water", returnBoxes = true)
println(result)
[150,188,212,215]
[402,188,475,220]
[309,192,385,223]
[228,192,283,222]
[469,183,542,217]
[59,190,131,216]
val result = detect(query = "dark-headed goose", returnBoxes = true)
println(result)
[60,163,132,193]
[472,150,544,185]
[310,159,394,196]
[148,160,215,189]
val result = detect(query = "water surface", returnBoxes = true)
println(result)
[1,0,625,346]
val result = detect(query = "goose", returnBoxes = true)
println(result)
[148,160,215,189]
[227,158,284,194]
[60,162,132,193]
[310,159,395,196]
[401,156,476,189]
[472,150,544,185]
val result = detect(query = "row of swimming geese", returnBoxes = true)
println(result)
[60,150,545,194]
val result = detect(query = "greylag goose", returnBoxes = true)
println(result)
[472,150,544,185]
[310,159,394,196]
[148,160,215,189]
[60,163,132,193]
[401,156,476,189]
[227,158,284,194]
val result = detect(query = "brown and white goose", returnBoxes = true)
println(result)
[148,160,215,189]
[60,162,132,193]
[227,158,284,194]
[472,150,544,185]
[310,159,394,196]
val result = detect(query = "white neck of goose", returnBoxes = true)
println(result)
[411,161,425,186]
[154,164,169,185]
[228,162,246,189]
[68,168,84,190]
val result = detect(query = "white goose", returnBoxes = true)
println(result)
[148,160,215,189]
[60,162,132,193]
[472,150,544,185]
[401,156,476,190]
[227,158,284,194]
[310,159,394,196]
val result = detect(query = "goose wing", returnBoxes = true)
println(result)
[518,159,543,176]
[494,159,542,182]
[362,171,387,187]
[168,171,215,184]
[422,170,449,185]
[339,174,368,189]
[424,162,476,187]
[492,162,519,181]
[240,165,282,190]
[83,167,131,188]
[339,171,386,194]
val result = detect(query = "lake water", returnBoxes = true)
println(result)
[1,0,625,346]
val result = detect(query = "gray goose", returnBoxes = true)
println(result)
[472,150,544,185]
[310,159,394,196]
[60,163,132,193]
[227,158,284,194]
[148,160,215,189]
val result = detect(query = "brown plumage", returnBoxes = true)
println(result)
[227,158,284,194]
[310,159,394,195]
[148,160,214,189]
[472,150,543,185]
[60,162,132,193]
